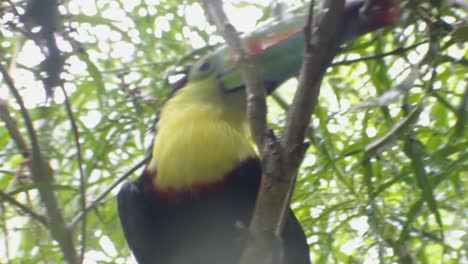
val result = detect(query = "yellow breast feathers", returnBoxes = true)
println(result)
[148,77,256,190]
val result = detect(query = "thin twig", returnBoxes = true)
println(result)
[0,189,49,228]
[5,0,21,18]
[332,40,429,66]
[0,169,18,175]
[1,203,10,262]
[59,84,87,263]
[69,158,147,228]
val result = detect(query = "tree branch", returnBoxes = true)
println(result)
[201,1,347,263]
[332,40,429,66]
[0,189,49,228]
[0,98,30,157]
[200,1,285,263]
[69,158,147,228]
[59,84,87,263]
[201,0,267,151]
[282,0,344,156]
[0,63,78,264]
[242,2,346,263]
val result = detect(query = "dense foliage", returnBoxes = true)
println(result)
[0,0,466,263]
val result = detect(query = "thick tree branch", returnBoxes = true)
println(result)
[282,0,344,158]
[201,1,346,263]
[245,2,346,263]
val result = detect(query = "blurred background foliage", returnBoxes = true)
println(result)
[0,0,467,263]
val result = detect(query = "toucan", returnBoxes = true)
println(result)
[117,1,398,263]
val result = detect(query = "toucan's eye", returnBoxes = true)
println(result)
[189,55,217,81]
[198,61,210,72]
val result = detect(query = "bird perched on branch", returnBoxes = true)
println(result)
[117,1,398,263]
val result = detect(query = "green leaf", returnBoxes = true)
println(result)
[453,24,468,43]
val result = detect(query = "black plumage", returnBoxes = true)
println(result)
[118,158,310,264]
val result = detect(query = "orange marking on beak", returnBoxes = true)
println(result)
[246,27,303,55]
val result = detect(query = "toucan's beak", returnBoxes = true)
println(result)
[215,14,305,93]
[214,0,398,93]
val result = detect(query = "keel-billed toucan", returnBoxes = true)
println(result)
[118,1,398,263]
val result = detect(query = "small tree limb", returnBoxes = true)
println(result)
[201,0,267,151]
[201,1,346,263]
[59,84,87,263]
[0,98,30,157]
[69,158,147,228]
[247,0,346,259]
[0,189,49,228]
